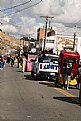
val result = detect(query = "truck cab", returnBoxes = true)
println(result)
[58,49,80,86]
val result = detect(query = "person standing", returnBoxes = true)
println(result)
[10,56,14,67]
[79,64,81,104]
[22,55,26,72]
[63,59,73,90]
[17,56,20,68]
[6,56,10,64]
[78,64,81,89]
[0,55,3,69]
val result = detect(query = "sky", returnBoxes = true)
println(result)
[0,0,81,39]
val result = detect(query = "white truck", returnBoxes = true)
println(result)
[31,54,59,81]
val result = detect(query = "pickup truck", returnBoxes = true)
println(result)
[31,54,59,81]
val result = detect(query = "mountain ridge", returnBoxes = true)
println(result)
[0,30,20,55]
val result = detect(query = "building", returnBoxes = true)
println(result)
[56,35,75,55]
[37,26,45,41]
[37,26,56,51]
[37,26,81,58]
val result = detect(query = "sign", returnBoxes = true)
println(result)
[43,64,58,70]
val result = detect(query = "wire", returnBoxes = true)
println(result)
[74,19,81,25]
[0,0,31,11]
[1,1,42,18]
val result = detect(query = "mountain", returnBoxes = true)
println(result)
[0,30,20,55]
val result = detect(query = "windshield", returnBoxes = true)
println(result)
[47,56,59,62]
[38,54,59,63]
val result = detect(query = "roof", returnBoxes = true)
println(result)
[60,50,80,58]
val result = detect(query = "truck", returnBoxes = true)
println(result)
[58,49,80,88]
[31,53,59,81]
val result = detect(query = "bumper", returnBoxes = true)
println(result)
[39,71,58,77]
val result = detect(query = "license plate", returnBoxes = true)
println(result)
[50,73,55,76]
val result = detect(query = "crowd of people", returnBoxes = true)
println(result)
[0,54,27,72]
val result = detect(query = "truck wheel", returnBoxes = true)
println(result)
[55,76,58,87]
[36,74,40,80]
[31,71,34,77]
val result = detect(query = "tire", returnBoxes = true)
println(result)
[54,77,58,86]
[36,74,40,80]
[31,71,34,77]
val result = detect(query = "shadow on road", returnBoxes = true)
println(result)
[39,81,80,105]
[24,74,50,82]
[39,81,63,88]
[53,96,79,105]
[16,70,23,72]
[24,74,37,81]
[39,81,55,87]
[20,72,80,105]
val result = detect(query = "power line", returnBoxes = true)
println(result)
[1,0,42,18]
[0,0,31,11]
[74,19,81,25]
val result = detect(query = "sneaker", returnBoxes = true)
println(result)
[66,87,69,90]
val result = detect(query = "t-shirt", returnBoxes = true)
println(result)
[64,62,73,75]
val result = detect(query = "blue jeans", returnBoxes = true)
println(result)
[0,61,3,68]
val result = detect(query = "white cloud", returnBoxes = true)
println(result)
[0,24,17,33]
[0,0,81,37]
[3,17,11,23]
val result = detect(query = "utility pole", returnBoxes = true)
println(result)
[73,32,76,50]
[28,34,30,51]
[40,16,54,52]
[23,35,25,48]
[73,25,76,51]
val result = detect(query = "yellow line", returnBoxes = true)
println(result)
[39,81,79,103]
[54,87,79,103]
[54,88,75,97]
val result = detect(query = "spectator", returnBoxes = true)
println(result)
[0,55,3,69]
[17,56,20,68]
[22,55,26,72]
[6,56,10,64]
[10,56,14,67]
[77,64,81,89]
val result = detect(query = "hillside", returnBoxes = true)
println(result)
[0,30,20,55]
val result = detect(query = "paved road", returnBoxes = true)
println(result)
[0,64,81,121]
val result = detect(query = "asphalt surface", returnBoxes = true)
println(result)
[0,63,81,121]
